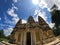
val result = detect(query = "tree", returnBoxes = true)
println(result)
[0,30,5,38]
[51,9,60,36]
[51,9,60,28]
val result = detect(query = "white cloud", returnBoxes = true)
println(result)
[0,23,14,36]
[12,17,19,23]
[37,0,60,11]
[0,24,5,27]
[0,24,5,29]
[5,20,15,24]
[0,18,1,20]
[48,23,55,28]
[44,0,60,10]
[22,19,27,24]
[38,0,57,11]
[44,0,54,9]
[5,17,19,25]
[13,0,18,3]
[4,15,16,25]
[12,4,18,10]
[7,4,18,17]
[7,5,19,24]
[8,26,13,28]
[52,0,60,10]
[7,7,18,17]
[0,24,12,28]
[5,3,19,36]
[38,0,47,9]
[34,9,47,22]
[46,21,55,28]
[4,28,13,36]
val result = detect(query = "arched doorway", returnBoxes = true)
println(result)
[26,32,31,45]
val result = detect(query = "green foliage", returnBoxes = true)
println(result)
[0,30,5,38]
[0,38,8,42]
[0,30,8,41]
[51,9,60,28]
[51,9,60,36]
[53,28,60,36]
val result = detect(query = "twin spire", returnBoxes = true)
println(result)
[16,16,46,24]
[27,16,35,23]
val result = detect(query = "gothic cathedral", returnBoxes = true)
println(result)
[10,16,55,45]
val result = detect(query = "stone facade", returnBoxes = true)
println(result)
[10,16,55,45]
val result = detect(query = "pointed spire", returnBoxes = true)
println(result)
[28,16,35,23]
[38,16,46,24]
[18,19,22,24]
[16,19,22,26]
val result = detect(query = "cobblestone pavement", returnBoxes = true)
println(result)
[0,37,60,45]
[53,41,60,45]
[0,42,5,45]
[0,41,16,45]
[44,37,60,45]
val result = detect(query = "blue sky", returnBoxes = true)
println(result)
[0,0,60,36]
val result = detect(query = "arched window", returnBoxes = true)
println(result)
[26,32,31,45]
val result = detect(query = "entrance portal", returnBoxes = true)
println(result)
[26,32,31,45]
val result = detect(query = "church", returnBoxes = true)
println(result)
[10,16,55,45]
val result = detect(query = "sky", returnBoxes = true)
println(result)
[0,0,60,36]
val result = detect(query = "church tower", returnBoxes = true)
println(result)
[10,16,55,45]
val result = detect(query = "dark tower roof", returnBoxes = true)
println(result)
[51,4,58,9]
[15,19,22,26]
[38,16,46,25]
[27,16,35,23]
